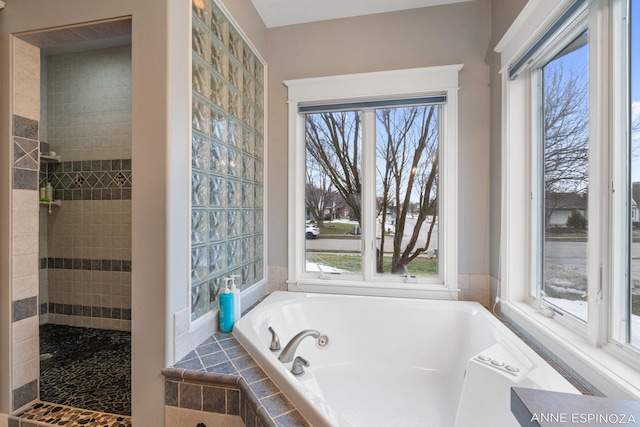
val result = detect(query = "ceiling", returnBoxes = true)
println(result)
[251,0,473,28]
[14,17,131,54]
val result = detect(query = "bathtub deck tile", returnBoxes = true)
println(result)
[239,365,268,384]
[196,341,222,356]
[200,350,229,368]
[231,354,257,371]
[179,383,202,410]
[225,344,249,359]
[227,389,241,415]
[173,357,204,371]
[167,331,312,427]
[205,360,237,375]
[274,410,312,427]
[202,386,226,413]
[250,378,280,400]
[261,393,296,419]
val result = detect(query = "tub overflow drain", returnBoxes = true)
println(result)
[316,334,330,349]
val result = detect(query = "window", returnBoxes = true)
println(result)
[304,104,441,279]
[497,0,640,396]
[286,66,460,297]
[536,30,590,322]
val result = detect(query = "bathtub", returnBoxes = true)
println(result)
[233,291,579,427]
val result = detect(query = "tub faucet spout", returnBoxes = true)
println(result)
[278,329,320,363]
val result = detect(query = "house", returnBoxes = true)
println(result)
[2,0,640,426]
[545,192,588,227]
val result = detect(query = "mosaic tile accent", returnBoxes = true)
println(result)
[40,159,132,201]
[39,325,131,416]
[191,0,265,322]
[164,332,311,427]
[11,402,131,427]
[12,116,40,191]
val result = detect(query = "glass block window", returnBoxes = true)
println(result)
[191,0,265,321]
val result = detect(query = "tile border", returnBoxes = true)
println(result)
[163,332,311,427]
[41,257,132,272]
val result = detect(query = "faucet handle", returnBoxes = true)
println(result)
[291,355,310,376]
[268,326,281,351]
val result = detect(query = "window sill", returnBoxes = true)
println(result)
[287,278,459,300]
[502,301,640,400]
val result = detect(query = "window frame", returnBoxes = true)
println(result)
[497,0,640,398]
[285,66,461,299]
[529,14,592,331]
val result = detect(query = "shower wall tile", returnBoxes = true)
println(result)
[12,275,39,306]
[12,38,40,121]
[12,379,37,412]
[12,315,39,395]
[13,296,38,322]
[12,39,41,412]
[13,357,39,397]
[46,45,131,162]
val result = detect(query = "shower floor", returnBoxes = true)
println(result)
[39,324,131,416]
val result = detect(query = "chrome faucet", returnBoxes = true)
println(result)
[278,329,320,363]
[268,326,281,351]
[291,356,310,376]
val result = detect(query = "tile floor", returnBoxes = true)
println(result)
[39,324,131,415]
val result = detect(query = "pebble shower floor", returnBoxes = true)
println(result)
[39,324,131,416]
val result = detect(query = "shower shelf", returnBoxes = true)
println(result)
[40,154,60,163]
[40,200,61,214]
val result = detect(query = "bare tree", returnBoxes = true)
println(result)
[377,106,439,273]
[305,106,438,274]
[305,165,338,228]
[306,111,362,222]
[543,62,589,227]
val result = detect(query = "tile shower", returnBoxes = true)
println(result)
[36,44,132,416]
[39,45,132,331]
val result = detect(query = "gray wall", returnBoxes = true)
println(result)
[266,0,493,276]
[489,0,529,285]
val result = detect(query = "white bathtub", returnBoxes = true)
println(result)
[233,291,579,427]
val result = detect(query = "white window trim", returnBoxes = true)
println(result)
[284,65,461,299]
[497,0,640,399]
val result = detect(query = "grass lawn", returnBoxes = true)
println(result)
[318,222,359,235]
[306,253,437,276]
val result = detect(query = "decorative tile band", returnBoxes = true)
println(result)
[40,257,132,272]
[45,303,131,321]
[13,115,39,191]
[13,296,38,322]
[40,158,132,201]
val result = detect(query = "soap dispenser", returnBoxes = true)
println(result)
[230,275,241,322]
[219,278,235,332]
[45,182,53,201]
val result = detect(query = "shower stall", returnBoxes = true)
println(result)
[36,37,133,416]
